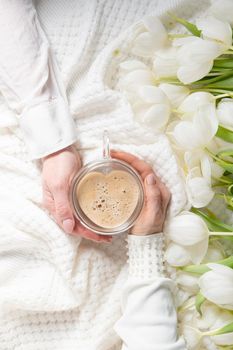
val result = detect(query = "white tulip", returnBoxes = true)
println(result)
[195,303,233,346]
[211,309,233,345]
[202,243,225,263]
[165,212,209,264]
[182,325,203,350]
[196,16,232,50]
[173,104,218,150]
[153,45,179,78]
[132,16,168,57]
[159,83,189,108]
[183,152,214,208]
[177,37,221,83]
[217,98,233,128]
[165,242,191,266]
[184,151,212,181]
[199,263,233,310]
[119,68,154,94]
[166,212,209,246]
[119,60,148,72]
[178,92,215,116]
[132,85,171,131]
[210,0,233,26]
[186,175,214,208]
[196,302,222,330]
[176,271,200,293]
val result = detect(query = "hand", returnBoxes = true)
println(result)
[42,145,112,243]
[111,150,170,235]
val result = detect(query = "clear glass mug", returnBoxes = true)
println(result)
[70,131,144,235]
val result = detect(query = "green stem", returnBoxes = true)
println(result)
[214,93,230,99]
[168,33,192,39]
[209,231,233,236]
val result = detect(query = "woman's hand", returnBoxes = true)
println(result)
[42,145,111,242]
[111,150,170,235]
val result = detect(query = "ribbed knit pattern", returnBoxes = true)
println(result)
[0,0,217,349]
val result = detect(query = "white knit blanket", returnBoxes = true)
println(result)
[0,0,212,349]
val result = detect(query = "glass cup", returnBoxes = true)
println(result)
[70,131,144,235]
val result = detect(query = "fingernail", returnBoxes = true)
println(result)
[146,173,156,185]
[63,219,74,233]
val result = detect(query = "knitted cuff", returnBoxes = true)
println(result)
[126,233,166,279]
[19,98,77,160]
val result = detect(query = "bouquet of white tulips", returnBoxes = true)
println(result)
[117,0,233,349]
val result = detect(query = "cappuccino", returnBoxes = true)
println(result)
[76,170,140,228]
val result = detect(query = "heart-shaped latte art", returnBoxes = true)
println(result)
[76,170,140,228]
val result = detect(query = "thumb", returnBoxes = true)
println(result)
[144,173,162,211]
[53,186,75,234]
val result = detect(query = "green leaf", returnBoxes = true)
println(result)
[215,159,233,173]
[218,149,233,159]
[195,293,206,316]
[214,58,233,69]
[204,75,233,90]
[191,208,233,232]
[182,264,210,275]
[228,184,233,195]
[224,195,233,211]
[168,13,201,37]
[206,147,233,173]
[216,125,233,144]
[213,322,233,336]
[182,256,233,275]
[193,71,233,87]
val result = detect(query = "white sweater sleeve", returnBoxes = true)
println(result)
[0,0,77,160]
[114,233,187,350]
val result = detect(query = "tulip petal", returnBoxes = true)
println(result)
[159,83,189,108]
[165,212,209,246]
[186,239,209,264]
[210,0,233,25]
[186,176,214,208]
[178,92,215,114]
[133,32,158,57]
[176,272,200,293]
[207,263,233,279]
[182,326,202,349]
[165,242,191,266]
[177,38,221,65]
[138,85,169,104]
[177,61,213,84]
[153,46,179,78]
[197,16,232,48]
[173,120,200,150]
[199,265,233,309]
[143,16,167,37]
[119,60,148,72]
[120,69,154,92]
[143,104,170,130]
[217,98,233,128]
[193,104,219,144]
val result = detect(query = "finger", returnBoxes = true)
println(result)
[156,180,171,208]
[110,150,152,180]
[72,221,112,243]
[144,173,162,212]
[42,183,56,215]
[52,185,75,234]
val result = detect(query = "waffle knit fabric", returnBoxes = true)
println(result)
[0,0,216,349]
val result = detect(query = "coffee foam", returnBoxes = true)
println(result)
[76,170,140,228]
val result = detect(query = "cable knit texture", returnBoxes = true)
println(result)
[0,0,217,349]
